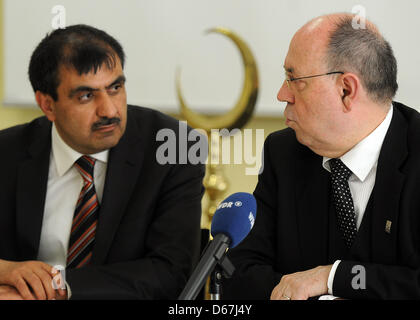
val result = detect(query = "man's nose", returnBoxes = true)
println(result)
[97,92,118,119]
[277,81,295,104]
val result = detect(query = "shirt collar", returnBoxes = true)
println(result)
[51,123,109,177]
[323,105,393,182]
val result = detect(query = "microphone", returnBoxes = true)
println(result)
[178,192,257,300]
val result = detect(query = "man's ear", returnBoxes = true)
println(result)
[339,73,359,113]
[35,91,56,122]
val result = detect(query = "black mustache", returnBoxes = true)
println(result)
[92,117,121,130]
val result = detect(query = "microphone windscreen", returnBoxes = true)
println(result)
[210,192,257,248]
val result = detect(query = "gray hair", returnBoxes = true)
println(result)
[325,16,398,104]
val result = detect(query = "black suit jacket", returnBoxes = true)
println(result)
[223,102,420,299]
[0,105,205,299]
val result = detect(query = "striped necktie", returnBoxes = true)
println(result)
[67,156,100,269]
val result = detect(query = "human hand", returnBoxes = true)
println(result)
[270,265,332,300]
[0,285,23,300]
[0,259,57,300]
[0,283,67,301]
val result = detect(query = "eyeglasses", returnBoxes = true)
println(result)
[285,71,344,89]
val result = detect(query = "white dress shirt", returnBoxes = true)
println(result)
[37,124,109,296]
[322,105,393,297]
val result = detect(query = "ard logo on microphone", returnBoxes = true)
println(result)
[217,201,243,210]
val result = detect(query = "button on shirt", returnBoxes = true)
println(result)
[37,124,109,296]
[322,105,393,297]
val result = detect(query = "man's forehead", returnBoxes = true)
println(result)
[58,63,123,87]
[283,45,304,75]
[284,32,327,75]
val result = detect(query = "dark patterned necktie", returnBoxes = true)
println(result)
[67,156,99,269]
[329,159,357,248]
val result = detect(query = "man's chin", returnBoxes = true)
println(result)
[83,135,123,154]
[293,130,310,148]
[97,136,121,151]
[294,132,322,156]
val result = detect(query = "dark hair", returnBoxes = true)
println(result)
[326,16,398,104]
[28,24,125,101]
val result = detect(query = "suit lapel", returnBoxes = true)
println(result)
[370,106,407,264]
[295,147,330,268]
[15,120,51,260]
[91,115,145,264]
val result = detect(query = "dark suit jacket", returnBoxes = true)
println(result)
[223,101,420,300]
[0,105,205,299]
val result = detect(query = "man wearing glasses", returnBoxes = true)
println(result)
[223,13,420,299]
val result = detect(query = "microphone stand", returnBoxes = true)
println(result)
[178,235,235,300]
[209,254,235,300]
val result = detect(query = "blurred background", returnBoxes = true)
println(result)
[1,0,418,227]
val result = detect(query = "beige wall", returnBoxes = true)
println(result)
[0,0,286,228]
[0,0,44,129]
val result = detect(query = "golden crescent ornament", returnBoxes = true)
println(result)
[176,27,259,132]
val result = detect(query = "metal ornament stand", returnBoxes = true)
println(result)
[176,27,259,299]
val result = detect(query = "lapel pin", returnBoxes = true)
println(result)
[385,220,392,234]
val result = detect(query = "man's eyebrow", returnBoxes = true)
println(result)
[284,66,295,74]
[68,75,126,99]
[106,75,126,89]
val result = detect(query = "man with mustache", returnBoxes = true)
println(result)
[223,13,420,300]
[0,25,205,299]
